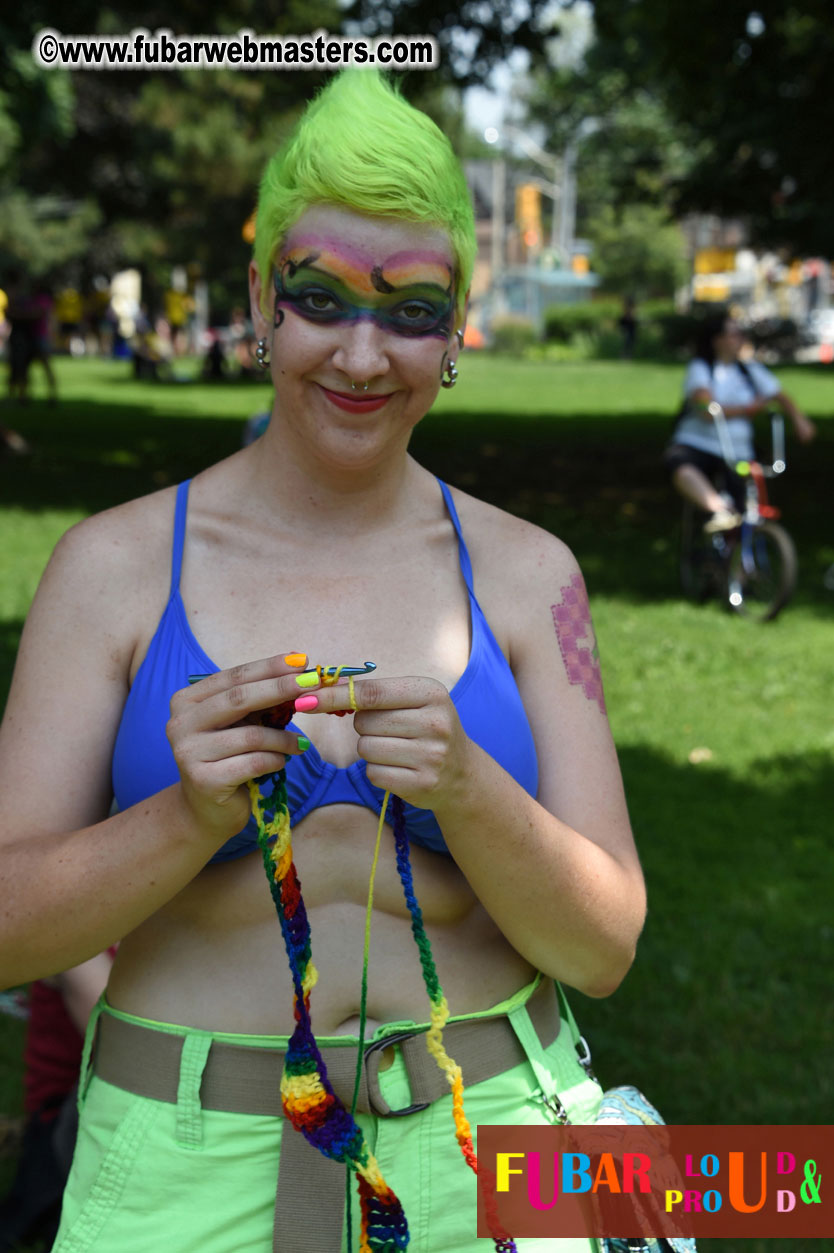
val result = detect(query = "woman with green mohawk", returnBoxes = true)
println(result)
[0,71,645,1252]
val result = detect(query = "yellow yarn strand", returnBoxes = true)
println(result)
[427,998,474,1151]
[364,799,389,973]
[350,669,393,1115]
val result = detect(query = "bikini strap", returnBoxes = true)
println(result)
[170,479,191,598]
[438,479,475,596]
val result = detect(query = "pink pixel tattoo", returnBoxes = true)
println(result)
[550,574,606,714]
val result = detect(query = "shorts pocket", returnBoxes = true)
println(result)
[53,1082,160,1253]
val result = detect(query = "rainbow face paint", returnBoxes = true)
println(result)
[273,238,455,341]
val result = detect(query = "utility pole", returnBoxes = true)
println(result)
[485,125,564,264]
[557,139,577,269]
[491,157,506,313]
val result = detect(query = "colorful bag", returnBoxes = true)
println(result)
[557,987,697,1253]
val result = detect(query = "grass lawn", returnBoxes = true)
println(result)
[1,354,831,1252]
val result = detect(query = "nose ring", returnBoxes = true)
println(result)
[350,380,370,392]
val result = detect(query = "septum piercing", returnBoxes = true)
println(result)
[350,380,370,392]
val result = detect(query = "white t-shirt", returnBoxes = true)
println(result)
[673,359,781,459]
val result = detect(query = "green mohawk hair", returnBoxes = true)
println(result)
[254,70,475,321]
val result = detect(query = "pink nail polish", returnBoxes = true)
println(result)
[294,694,319,712]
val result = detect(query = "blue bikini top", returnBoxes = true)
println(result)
[111,479,538,861]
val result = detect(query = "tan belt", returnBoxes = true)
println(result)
[92,979,559,1252]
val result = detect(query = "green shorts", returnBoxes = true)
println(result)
[54,978,602,1253]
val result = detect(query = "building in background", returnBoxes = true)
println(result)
[463,159,599,339]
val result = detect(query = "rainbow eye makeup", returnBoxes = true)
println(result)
[273,245,455,341]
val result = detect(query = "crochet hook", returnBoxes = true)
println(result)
[309,662,376,677]
[187,662,376,685]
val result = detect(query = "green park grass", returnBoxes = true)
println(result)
[0,354,832,1252]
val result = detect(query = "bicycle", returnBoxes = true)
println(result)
[679,402,798,622]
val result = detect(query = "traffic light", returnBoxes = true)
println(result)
[515,183,542,251]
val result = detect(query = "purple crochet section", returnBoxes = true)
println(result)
[550,574,606,715]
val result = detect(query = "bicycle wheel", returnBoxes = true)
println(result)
[679,502,722,602]
[726,521,798,621]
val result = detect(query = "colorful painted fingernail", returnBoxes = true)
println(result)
[296,736,311,752]
[284,652,307,668]
[295,671,320,688]
[294,695,319,713]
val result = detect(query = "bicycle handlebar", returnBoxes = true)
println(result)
[707,401,786,477]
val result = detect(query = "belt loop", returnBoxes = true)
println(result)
[175,1032,212,1149]
[77,995,106,1113]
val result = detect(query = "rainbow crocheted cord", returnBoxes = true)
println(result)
[247,669,407,1253]
[248,666,515,1253]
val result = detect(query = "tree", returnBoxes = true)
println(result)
[1,0,577,306]
[0,15,94,277]
[0,2,339,300]
[343,0,560,86]
[587,204,689,298]
[586,0,834,255]
[3,0,540,306]
[520,34,692,295]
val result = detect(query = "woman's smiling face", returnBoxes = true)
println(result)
[249,206,461,459]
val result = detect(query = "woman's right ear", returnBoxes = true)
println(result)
[248,261,269,339]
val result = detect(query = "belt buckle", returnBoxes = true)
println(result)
[363,1030,431,1117]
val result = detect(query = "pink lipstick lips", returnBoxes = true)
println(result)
[319,385,392,413]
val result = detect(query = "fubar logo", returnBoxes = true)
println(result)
[476,1125,829,1240]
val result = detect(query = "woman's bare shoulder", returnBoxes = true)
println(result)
[52,486,178,585]
[38,487,180,654]
[446,482,579,587]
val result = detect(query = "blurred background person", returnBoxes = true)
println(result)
[0,952,115,1252]
[4,269,36,406]
[618,295,638,359]
[664,310,816,532]
[30,283,58,405]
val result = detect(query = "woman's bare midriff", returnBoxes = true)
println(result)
[106,801,537,1035]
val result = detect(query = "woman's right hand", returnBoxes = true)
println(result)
[166,652,318,842]
[792,412,817,444]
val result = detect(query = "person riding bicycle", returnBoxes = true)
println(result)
[665,311,816,532]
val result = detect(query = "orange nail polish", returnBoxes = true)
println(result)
[284,652,307,668]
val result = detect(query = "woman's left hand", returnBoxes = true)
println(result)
[300,676,470,808]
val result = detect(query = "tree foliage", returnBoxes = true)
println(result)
[0,15,87,276]
[1,1,559,304]
[526,70,692,220]
[343,0,558,86]
[0,2,345,299]
[587,0,834,255]
[522,33,692,296]
[588,205,689,299]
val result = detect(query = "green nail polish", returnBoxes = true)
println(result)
[295,671,319,688]
[297,736,311,752]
